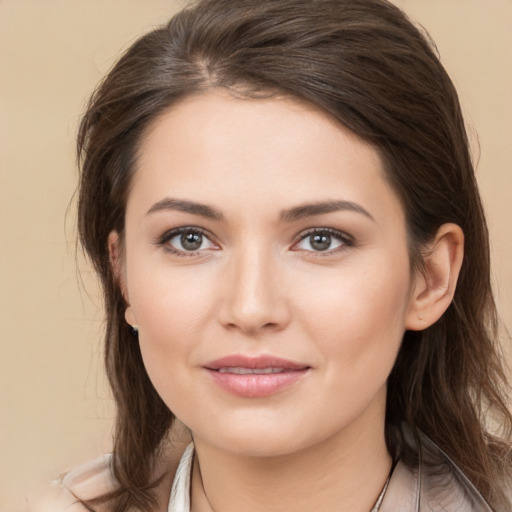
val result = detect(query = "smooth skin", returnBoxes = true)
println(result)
[110,90,464,512]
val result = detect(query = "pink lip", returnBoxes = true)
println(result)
[204,355,310,398]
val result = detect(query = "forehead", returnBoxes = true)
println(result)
[129,89,403,225]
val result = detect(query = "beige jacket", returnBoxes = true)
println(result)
[379,431,494,511]
[25,431,495,511]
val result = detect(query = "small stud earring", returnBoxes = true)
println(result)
[129,325,139,336]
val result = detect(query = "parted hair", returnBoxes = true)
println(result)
[77,0,511,510]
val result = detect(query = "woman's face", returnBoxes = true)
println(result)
[119,90,420,457]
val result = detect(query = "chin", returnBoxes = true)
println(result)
[188,413,345,459]
[204,432,306,458]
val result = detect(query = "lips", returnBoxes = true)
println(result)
[204,355,310,397]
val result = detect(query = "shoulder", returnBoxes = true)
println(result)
[25,484,92,512]
[382,427,495,511]
[418,432,494,512]
[25,455,115,512]
[24,423,191,512]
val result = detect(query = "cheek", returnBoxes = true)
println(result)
[128,257,217,333]
[294,254,412,368]
[126,261,219,391]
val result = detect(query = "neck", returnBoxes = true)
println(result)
[190,402,391,512]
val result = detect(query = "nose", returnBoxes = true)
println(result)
[218,246,291,335]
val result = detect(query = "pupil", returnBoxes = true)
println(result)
[311,233,331,251]
[181,232,202,251]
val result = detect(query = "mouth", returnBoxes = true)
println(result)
[218,367,291,374]
[204,355,310,397]
[205,354,309,371]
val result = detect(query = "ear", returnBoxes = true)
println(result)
[405,223,464,331]
[108,231,137,327]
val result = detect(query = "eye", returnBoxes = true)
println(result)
[158,227,218,255]
[292,228,352,253]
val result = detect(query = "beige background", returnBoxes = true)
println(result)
[1,0,511,508]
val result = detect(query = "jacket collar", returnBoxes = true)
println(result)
[380,429,493,512]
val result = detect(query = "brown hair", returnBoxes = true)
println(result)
[77,0,511,510]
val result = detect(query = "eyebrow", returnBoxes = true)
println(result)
[146,198,224,220]
[279,200,375,223]
[146,198,374,223]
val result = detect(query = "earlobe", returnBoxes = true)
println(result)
[108,230,129,302]
[108,231,138,327]
[405,223,464,331]
[125,306,137,328]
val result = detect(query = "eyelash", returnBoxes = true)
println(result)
[155,226,354,257]
[155,227,218,257]
[292,228,354,255]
